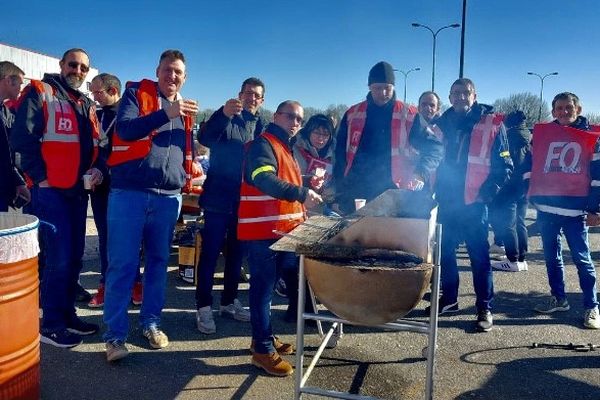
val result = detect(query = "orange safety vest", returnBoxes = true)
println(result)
[344,100,418,189]
[31,80,99,189]
[107,79,194,192]
[238,132,306,240]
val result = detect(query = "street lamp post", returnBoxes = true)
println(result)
[527,71,559,121]
[397,67,421,103]
[412,22,460,92]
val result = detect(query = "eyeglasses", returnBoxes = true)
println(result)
[91,89,107,96]
[67,61,90,73]
[241,91,263,100]
[278,112,303,124]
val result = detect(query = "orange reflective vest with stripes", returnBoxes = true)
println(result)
[344,100,418,189]
[107,79,195,192]
[238,132,306,240]
[30,80,99,189]
[437,113,504,204]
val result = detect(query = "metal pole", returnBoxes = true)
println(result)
[431,35,436,91]
[527,71,558,122]
[459,0,467,77]
[412,23,460,92]
[396,67,420,103]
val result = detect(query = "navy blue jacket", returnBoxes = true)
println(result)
[111,82,186,194]
[434,102,513,216]
[198,106,264,213]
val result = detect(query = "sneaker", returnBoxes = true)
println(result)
[196,306,216,334]
[534,296,570,314]
[491,260,520,272]
[251,352,293,377]
[425,299,459,315]
[489,243,506,255]
[476,309,493,332]
[584,307,600,329]
[220,299,251,322]
[106,340,129,362]
[143,326,169,349]
[517,261,529,271]
[274,278,287,298]
[88,284,105,308]
[66,317,99,336]
[40,329,82,348]
[131,281,143,306]
[75,283,92,303]
[250,336,295,355]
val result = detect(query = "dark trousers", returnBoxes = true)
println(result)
[195,210,244,309]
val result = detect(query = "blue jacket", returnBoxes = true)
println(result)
[198,106,264,213]
[110,82,186,194]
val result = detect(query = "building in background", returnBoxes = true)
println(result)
[0,43,98,97]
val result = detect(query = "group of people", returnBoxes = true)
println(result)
[1,49,598,378]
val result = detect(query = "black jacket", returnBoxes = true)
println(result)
[11,73,100,195]
[0,104,25,205]
[496,121,531,202]
[333,93,443,213]
[434,102,513,214]
[199,107,265,213]
[244,123,308,203]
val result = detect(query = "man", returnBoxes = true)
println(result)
[418,91,441,125]
[526,92,599,329]
[102,50,198,362]
[12,48,103,348]
[195,78,265,334]
[0,61,29,211]
[238,100,322,377]
[333,61,443,214]
[87,73,143,308]
[433,78,512,332]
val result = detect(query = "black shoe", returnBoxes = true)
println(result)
[476,309,493,332]
[425,299,459,315]
[41,329,83,348]
[67,317,99,336]
[75,284,92,303]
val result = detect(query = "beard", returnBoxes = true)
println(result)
[64,73,85,89]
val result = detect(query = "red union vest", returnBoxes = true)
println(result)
[31,80,99,189]
[528,123,600,197]
[344,100,417,188]
[107,79,194,191]
[238,132,306,240]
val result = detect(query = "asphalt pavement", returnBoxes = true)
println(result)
[38,208,600,400]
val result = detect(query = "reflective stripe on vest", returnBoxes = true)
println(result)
[32,80,98,189]
[238,132,306,240]
[464,113,504,204]
[344,100,417,188]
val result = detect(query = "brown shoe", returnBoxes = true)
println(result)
[251,352,293,377]
[250,336,295,355]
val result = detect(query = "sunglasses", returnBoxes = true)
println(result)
[67,61,90,73]
[278,112,303,124]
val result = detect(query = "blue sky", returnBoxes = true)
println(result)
[3,0,600,114]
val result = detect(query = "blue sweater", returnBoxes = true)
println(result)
[110,82,186,194]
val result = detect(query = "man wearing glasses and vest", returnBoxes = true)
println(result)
[12,48,103,348]
[102,50,198,362]
[432,78,512,332]
[238,100,322,376]
[332,61,443,215]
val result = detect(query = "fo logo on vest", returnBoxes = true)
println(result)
[544,141,582,174]
[57,117,73,132]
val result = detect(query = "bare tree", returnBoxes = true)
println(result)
[493,92,549,127]
[585,112,600,125]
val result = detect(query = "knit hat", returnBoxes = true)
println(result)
[368,61,395,85]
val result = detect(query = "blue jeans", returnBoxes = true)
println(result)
[103,189,181,343]
[90,185,141,284]
[31,187,88,331]
[246,240,298,354]
[195,210,245,308]
[538,211,598,309]
[440,203,494,311]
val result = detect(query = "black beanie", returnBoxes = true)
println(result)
[368,61,395,85]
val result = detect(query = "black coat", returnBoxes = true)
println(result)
[0,104,25,205]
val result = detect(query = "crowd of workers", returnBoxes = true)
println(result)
[0,47,598,377]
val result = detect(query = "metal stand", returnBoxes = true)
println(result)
[294,224,442,400]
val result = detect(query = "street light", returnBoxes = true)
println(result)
[527,71,559,121]
[396,67,421,103]
[412,22,460,92]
